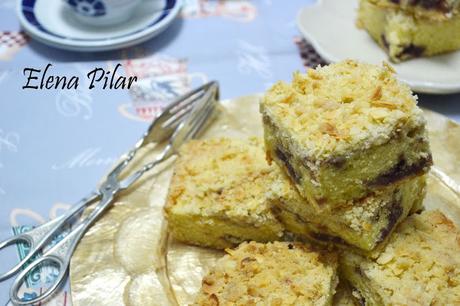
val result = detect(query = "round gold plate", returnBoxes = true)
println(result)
[70,95,460,305]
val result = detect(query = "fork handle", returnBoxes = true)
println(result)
[10,191,116,305]
[0,214,64,282]
[0,191,99,283]
[9,225,84,305]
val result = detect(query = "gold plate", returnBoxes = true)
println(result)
[70,95,460,306]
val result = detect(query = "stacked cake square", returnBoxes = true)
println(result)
[260,59,432,253]
[357,0,460,61]
[340,210,460,305]
[194,241,339,306]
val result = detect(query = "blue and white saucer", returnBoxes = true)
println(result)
[17,0,182,51]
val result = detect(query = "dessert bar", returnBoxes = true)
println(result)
[358,0,460,61]
[340,210,460,305]
[269,169,427,252]
[194,241,339,306]
[260,60,431,207]
[164,138,284,249]
[368,0,460,20]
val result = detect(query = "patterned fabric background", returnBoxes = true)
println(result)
[0,31,29,48]
[0,0,459,304]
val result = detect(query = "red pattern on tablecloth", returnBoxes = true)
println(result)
[120,55,208,121]
[181,0,257,22]
[294,36,327,69]
[0,31,29,48]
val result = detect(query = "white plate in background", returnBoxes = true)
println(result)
[297,0,460,94]
[17,0,182,52]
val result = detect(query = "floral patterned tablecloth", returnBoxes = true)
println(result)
[0,0,459,304]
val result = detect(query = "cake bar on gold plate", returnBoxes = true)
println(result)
[260,60,431,208]
[269,168,426,252]
[340,210,460,305]
[164,138,284,249]
[358,0,460,61]
[368,0,460,20]
[194,241,339,306]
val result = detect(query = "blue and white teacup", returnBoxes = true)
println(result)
[65,0,143,26]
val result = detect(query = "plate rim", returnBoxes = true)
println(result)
[296,0,460,94]
[16,0,183,52]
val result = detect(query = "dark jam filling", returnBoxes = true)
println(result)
[272,204,347,245]
[381,34,390,50]
[271,203,307,229]
[311,233,346,244]
[270,205,283,223]
[410,0,450,12]
[275,146,301,184]
[326,156,347,169]
[397,44,426,60]
[263,114,303,184]
[367,154,432,187]
[377,194,404,243]
[391,0,450,12]
[311,232,347,245]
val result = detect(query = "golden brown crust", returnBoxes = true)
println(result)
[260,60,426,162]
[368,0,460,21]
[165,137,277,224]
[341,210,460,305]
[164,137,284,249]
[194,241,339,306]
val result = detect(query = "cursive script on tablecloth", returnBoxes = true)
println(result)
[236,40,273,79]
[181,0,257,22]
[55,64,94,120]
[51,147,117,170]
[0,129,19,153]
[0,162,3,195]
[0,70,10,85]
[0,129,20,195]
[55,87,93,120]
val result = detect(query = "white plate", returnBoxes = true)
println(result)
[297,0,460,94]
[17,0,182,52]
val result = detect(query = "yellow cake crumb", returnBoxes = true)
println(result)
[269,163,427,252]
[164,138,284,249]
[368,0,460,21]
[261,60,424,161]
[194,241,339,306]
[358,0,460,62]
[260,60,431,205]
[341,210,460,305]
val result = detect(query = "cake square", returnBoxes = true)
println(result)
[368,0,460,20]
[268,166,427,252]
[260,60,432,208]
[194,241,339,306]
[358,0,460,62]
[164,137,284,249]
[340,210,460,305]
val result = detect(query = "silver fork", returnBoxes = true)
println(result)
[0,81,219,306]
